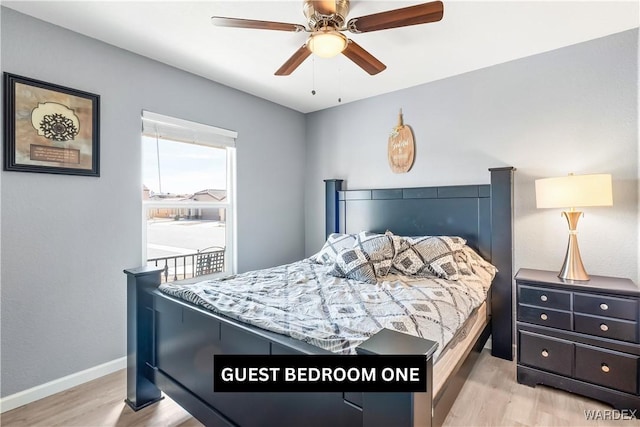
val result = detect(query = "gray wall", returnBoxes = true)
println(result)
[0,8,306,397]
[305,29,639,284]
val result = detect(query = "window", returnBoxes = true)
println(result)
[142,111,236,282]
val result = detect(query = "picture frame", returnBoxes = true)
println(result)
[4,73,100,177]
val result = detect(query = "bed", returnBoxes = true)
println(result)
[124,167,514,427]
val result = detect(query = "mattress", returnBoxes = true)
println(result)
[159,259,493,360]
[432,301,488,397]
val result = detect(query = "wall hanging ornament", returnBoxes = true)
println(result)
[388,109,415,173]
[4,73,100,176]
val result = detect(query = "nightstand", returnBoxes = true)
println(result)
[515,268,640,412]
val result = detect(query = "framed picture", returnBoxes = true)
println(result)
[4,73,100,176]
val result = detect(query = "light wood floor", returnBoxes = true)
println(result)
[2,350,636,427]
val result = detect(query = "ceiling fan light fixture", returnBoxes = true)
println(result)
[307,30,347,58]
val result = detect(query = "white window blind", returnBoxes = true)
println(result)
[142,110,237,148]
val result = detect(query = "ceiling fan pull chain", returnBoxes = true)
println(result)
[337,66,342,103]
[311,56,317,95]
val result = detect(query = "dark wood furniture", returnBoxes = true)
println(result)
[125,167,514,427]
[516,268,640,412]
[355,329,438,427]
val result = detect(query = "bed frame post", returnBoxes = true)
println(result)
[488,167,515,361]
[324,179,344,237]
[357,329,438,427]
[124,266,164,411]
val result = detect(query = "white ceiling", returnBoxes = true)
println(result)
[3,1,638,113]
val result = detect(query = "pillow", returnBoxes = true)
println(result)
[310,233,356,265]
[456,246,498,285]
[352,231,397,277]
[455,249,474,277]
[393,236,466,280]
[329,247,377,284]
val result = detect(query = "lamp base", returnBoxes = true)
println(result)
[558,211,590,281]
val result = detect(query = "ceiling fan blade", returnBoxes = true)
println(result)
[347,1,443,33]
[342,40,386,75]
[312,0,336,16]
[275,45,312,76]
[211,16,305,32]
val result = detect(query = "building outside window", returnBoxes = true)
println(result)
[141,111,237,282]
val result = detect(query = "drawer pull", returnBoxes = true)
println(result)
[541,349,549,358]
[600,323,609,332]
[599,303,608,311]
[540,313,548,321]
[601,363,610,373]
[540,295,548,302]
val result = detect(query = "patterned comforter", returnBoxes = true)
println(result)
[159,257,494,360]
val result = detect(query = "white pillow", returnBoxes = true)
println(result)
[456,246,498,287]
[393,236,466,280]
[352,231,398,277]
[310,233,357,265]
[328,247,377,284]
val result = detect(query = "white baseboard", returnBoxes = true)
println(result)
[0,356,126,413]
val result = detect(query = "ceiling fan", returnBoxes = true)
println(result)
[211,0,444,76]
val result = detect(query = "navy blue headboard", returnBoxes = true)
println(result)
[324,167,515,360]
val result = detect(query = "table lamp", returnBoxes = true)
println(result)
[535,173,613,281]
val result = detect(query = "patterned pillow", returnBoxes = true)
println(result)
[455,249,474,277]
[393,236,466,280]
[310,233,357,265]
[353,231,397,277]
[456,246,498,287]
[329,248,377,284]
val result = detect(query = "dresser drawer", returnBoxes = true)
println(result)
[518,304,572,330]
[574,293,638,321]
[519,331,574,376]
[575,344,639,394]
[519,285,571,310]
[574,313,638,343]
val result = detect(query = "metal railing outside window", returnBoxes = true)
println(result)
[148,246,225,283]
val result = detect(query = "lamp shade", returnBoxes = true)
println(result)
[308,30,347,58]
[535,174,613,209]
